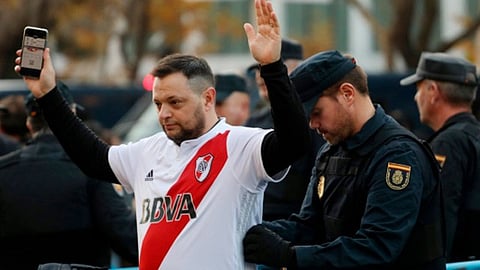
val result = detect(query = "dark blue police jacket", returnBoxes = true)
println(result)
[0,134,138,269]
[264,105,446,270]
[427,112,480,262]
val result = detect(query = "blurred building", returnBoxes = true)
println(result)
[194,0,480,74]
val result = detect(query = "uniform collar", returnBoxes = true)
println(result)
[341,104,389,155]
[429,112,477,140]
[27,133,59,145]
[440,112,476,129]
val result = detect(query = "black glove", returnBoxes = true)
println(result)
[243,224,297,268]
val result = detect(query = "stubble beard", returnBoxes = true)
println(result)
[167,105,206,145]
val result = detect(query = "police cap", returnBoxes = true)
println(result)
[400,52,478,86]
[290,50,356,114]
[25,81,75,117]
[214,74,247,103]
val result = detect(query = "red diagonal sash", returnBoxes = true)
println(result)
[139,131,229,270]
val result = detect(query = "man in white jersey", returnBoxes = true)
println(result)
[14,0,310,269]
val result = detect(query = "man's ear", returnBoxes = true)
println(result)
[203,87,216,111]
[338,83,355,104]
[26,117,33,133]
[428,81,442,103]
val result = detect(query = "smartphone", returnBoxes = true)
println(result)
[19,26,48,78]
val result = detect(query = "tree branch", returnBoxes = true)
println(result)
[416,0,438,51]
[390,0,419,68]
[436,15,480,52]
[346,0,391,67]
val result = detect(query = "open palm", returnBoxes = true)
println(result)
[243,0,281,66]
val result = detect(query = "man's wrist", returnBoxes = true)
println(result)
[259,59,285,75]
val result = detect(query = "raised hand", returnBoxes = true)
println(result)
[14,48,56,98]
[243,0,281,66]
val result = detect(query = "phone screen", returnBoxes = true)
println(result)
[22,35,46,70]
[20,26,48,78]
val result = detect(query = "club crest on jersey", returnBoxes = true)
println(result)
[195,154,214,182]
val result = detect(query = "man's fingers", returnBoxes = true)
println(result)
[43,48,51,67]
[14,55,21,73]
[14,50,22,74]
[243,23,255,44]
[255,0,265,26]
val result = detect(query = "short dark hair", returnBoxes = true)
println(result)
[151,53,214,94]
[0,95,29,142]
[27,113,47,133]
[325,63,369,97]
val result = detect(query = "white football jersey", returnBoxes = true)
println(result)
[108,119,287,270]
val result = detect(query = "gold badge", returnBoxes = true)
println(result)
[112,183,125,196]
[434,154,446,168]
[385,162,411,190]
[317,175,325,199]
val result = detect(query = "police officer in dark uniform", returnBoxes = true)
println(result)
[400,52,480,262]
[0,105,21,155]
[0,129,20,155]
[0,83,138,270]
[243,50,446,269]
[214,73,251,126]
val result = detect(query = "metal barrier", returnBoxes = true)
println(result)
[446,260,480,270]
[110,260,480,270]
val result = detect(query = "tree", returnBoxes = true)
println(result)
[347,0,480,70]
[0,0,211,82]
[119,0,211,81]
[0,0,62,78]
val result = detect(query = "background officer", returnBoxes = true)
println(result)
[0,82,138,269]
[400,52,480,262]
[214,73,250,126]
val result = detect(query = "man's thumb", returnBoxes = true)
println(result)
[243,23,255,45]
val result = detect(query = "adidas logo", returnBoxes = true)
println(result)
[145,169,154,181]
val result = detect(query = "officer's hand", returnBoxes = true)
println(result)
[243,224,296,268]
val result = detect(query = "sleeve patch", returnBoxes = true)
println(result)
[385,162,411,190]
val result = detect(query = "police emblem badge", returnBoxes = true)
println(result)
[317,175,325,199]
[385,162,410,190]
